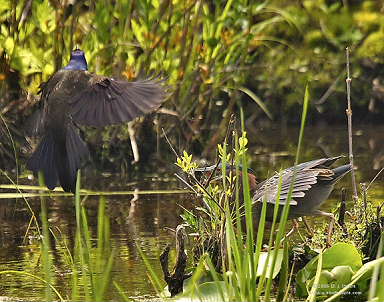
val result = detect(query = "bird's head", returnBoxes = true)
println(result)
[63,48,88,71]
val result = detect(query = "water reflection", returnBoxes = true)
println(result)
[0,125,383,300]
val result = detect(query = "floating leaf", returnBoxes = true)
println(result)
[296,243,362,297]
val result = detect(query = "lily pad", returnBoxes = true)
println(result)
[296,242,362,297]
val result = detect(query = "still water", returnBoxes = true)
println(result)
[0,125,383,300]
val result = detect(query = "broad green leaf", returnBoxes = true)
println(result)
[34,0,56,34]
[296,243,362,297]
[11,47,42,75]
[256,249,284,279]
[0,0,10,15]
[131,19,145,46]
[324,257,384,302]
[174,281,227,302]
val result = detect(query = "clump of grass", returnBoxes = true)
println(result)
[0,171,117,301]
[141,83,384,302]
[137,85,310,301]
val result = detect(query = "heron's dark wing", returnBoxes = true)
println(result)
[285,156,343,173]
[253,156,342,205]
[252,168,329,206]
[69,74,167,127]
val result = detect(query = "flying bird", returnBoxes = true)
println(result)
[27,49,166,192]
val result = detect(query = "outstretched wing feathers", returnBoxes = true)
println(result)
[252,156,344,206]
[70,75,166,127]
[253,169,322,206]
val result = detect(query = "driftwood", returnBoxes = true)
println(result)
[159,225,192,297]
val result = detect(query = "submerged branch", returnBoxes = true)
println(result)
[159,225,191,297]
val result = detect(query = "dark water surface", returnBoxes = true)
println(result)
[0,125,383,300]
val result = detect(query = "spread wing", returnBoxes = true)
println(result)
[252,168,331,206]
[69,74,167,127]
[284,156,343,173]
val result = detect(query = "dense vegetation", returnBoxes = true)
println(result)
[1,1,384,301]
[1,0,384,166]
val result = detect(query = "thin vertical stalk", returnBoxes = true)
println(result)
[307,249,324,302]
[264,84,310,301]
[38,171,53,301]
[368,232,384,300]
[0,113,19,192]
[345,47,358,200]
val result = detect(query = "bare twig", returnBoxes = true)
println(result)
[361,183,368,225]
[366,166,384,192]
[161,127,180,158]
[174,173,200,196]
[338,188,348,235]
[345,47,358,201]
[315,72,342,105]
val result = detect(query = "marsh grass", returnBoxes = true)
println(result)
[0,171,116,301]
[142,83,384,302]
[1,0,287,159]
[137,84,310,301]
[203,84,310,301]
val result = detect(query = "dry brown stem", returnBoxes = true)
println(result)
[345,47,358,201]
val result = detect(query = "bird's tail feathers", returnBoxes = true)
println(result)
[27,125,89,192]
[27,132,59,190]
[55,124,89,192]
[65,123,89,184]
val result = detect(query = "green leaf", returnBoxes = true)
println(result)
[0,0,10,15]
[307,249,323,302]
[174,281,228,302]
[34,0,56,34]
[324,257,384,302]
[4,36,14,53]
[296,243,362,297]
[256,249,284,279]
[237,87,273,120]
[11,47,42,75]
[131,19,145,46]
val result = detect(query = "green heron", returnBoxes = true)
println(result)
[196,156,352,222]
[27,49,166,192]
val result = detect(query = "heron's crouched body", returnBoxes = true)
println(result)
[196,156,351,221]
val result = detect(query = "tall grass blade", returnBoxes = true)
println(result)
[238,87,273,120]
[136,242,164,295]
[38,171,54,300]
[0,271,64,301]
[307,249,323,302]
[277,241,289,302]
[295,83,310,165]
[113,281,134,302]
[265,83,310,301]
[368,232,384,300]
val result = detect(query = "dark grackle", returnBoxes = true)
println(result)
[27,49,167,192]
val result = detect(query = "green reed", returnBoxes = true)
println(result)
[192,85,309,301]
[70,171,115,301]
[139,83,311,301]
[0,170,115,301]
